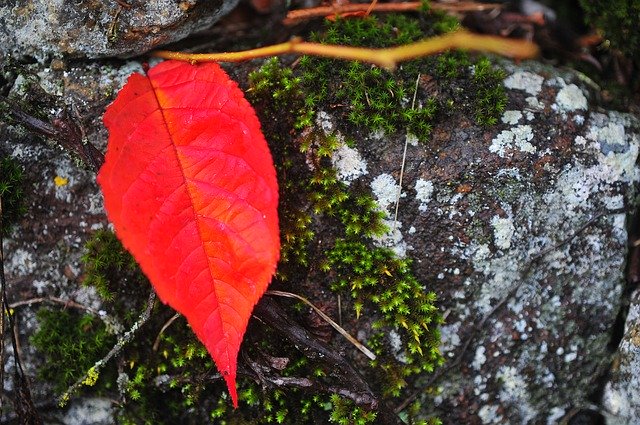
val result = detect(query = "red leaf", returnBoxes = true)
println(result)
[97,60,280,407]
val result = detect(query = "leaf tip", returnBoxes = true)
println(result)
[224,372,239,408]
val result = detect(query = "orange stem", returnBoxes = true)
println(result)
[153,31,538,70]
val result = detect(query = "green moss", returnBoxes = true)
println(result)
[295,13,508,141]
[0,156,27,236]
[299,15,438,140]
[578,0,640,58]
[242,11,451,422]
[329,394,376,424]
[81,230,151,326]
[31,308,116,393]
[82,229,141,300]
[249,58,314,129]
[471,57,507,126]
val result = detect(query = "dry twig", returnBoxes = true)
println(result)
[267,290,376,360]
[283,1,502,25]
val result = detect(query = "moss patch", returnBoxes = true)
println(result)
[578,0,640,58]
[296,14,507,141]
[31,308,116,393]
[0,156,27,236]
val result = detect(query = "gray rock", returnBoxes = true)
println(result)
[322,62,639,423]
[59,397,113,425]
[0,0,239,60]
[602,289,640,424]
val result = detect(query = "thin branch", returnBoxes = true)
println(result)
[152,313,181,351]
[283,1,503,25]
[153,31,539,70]
[0,195,43,423]
[57,291,156,407]
[1,95,104,171]
[266,290,376,360]
[10,296,100,315]
[391,73,420,235]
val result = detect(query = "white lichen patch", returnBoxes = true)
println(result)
[4,247,37,276]
[489,125,535,157]
[501,110,523,125]
[316,110,335,134]
[331,143,368,185]
[62,397,113,425]
[603,289,640,422]
[478,405,503,424]
[504,71,544,96]
[497,366,535,421]
[370,173,403,212]
[554,84,587,113]
[415,178,434,212]
[439,321,462,354]
[491,215,516,250]
[388,329,408,363]
[372,219,408,257]
[473,346,487,370]
[526,96,545,111]
[468,247,521,314]
[587,119,628,152]
[405,133,419,147]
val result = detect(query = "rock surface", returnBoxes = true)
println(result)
[0,0,239,59]
[320,61,639,423]
[1,56,639,424]
[603,288,640,424]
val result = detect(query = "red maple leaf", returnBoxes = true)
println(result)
[97,60,280,407]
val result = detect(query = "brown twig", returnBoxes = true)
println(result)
[253,298,403,423]
[266,290,376,360]
[152,313,181,351]
[283,1,503,25]
[1,95,104,171]
[9,296,100,314]
[0,195,43,423]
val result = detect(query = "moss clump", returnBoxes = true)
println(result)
[578,0,640,58]
[82,230,142,299]
[246,15,447,419]
[0,156,27,235]
[324,240,442,375]
[296,13,508,141]
[249,58,314,129]
[31,308,115,393]
[328,394,377,424]
[299,15,438,139]
[81,230,150,326]
[471,57,507,126]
